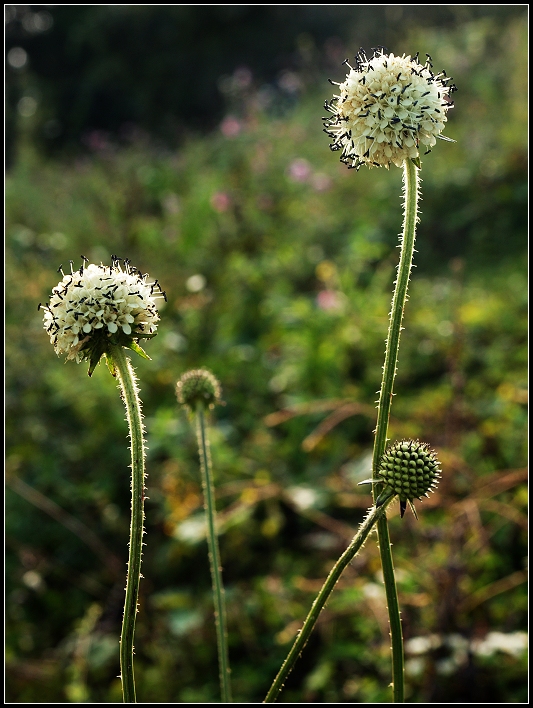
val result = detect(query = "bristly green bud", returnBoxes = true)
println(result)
[176,369,222,411]
[378,439,441,518]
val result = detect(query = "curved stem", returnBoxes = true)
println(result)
[196,402,232,703]
[111,345,146,704]
[371,158,420,703]
[264,492,395,703]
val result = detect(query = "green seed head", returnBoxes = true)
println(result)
[378,440,441,503]
[176,369,222,410]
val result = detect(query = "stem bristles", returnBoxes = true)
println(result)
[195,403,232,703]
[111,345,147,704]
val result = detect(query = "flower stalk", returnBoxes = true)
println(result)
[111,345,147,704]
[266,45,455,701]
[320,47,455,702]
[41,257,164,704]
[196,402,232,703]
[264,490,396,703]
[176,370,231,703]
[370,157,420,702]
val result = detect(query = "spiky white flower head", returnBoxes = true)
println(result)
[41,256,166,375]
[324,47,457,170]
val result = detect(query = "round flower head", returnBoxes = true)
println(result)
[324,47,457,170]
[377,439,441,518]
[176,369,222,411]
[41,256,166,375]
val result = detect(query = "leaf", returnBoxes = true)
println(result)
[375,488,395,508]
[104,352,117,377]
[87,348,104,377]
[127,340,152,360]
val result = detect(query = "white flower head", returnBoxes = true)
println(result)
[41,256,166,375]
[324,47,457,170]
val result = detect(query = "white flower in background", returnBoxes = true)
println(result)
[41,256,165,374]
[324,47,457,170]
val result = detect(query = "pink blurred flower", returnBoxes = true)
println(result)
[311,173,332,192]
[316,290,343,311]
[220,115,242,138]
[278,70,302,94]
[287,158,311,183]
[211,191,231,212]
[83,129,111,152]
[233,66,252,89]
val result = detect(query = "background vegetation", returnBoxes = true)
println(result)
[6,5,527,703]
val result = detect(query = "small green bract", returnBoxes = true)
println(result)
[176,369,222,410]
[378,440,441,517]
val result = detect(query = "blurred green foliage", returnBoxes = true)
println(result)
[6,5,526,160]
[6,7,527,704]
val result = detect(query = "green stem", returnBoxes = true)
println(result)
[111,346,146,704]
[196,402,232,703]
[371,158,420,703]
[264,492,395,703]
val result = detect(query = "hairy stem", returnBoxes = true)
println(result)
[264,492,395,703]
[111,345,146,704]
[196,402,232,703]
[371,158,420,702]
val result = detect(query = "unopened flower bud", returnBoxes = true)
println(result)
[378,439,441,517]
[176,369,222,411]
